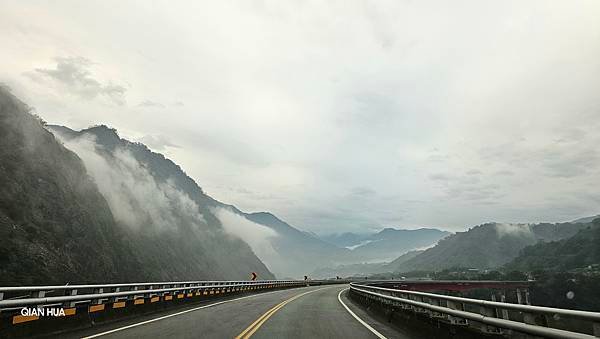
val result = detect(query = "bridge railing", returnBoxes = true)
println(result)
[350,283,600,339]
[0,280,304,312]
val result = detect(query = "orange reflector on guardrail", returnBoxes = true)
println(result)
[13,315,39,324]
[113,302,126,309]
[89,304,105,313]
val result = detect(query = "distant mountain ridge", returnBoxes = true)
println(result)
[320,228,450,262]
[505,218,600,272]
[390,222,591,273]
[571,215,600,224]
[350,228,450,262]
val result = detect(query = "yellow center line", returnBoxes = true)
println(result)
[235,287,328,339]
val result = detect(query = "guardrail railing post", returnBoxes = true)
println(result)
[500,291,509,320]
[111,287,121,302]
[479,304,500,334]
[64,289,77,308]
[516,288,523,304]
[31,290,45,308]
[91,288,104,305]
[129,286,139,300]
[446,299,467,325]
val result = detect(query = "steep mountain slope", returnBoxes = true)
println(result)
[350,228,450,262]
[505,219,600,272]
[382,250,424,272]
[53,125,364,279]
[391,222,589,273]
[48,124,274,281]
[0,87,144,284]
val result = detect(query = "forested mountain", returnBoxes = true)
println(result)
[0,87,273,285]
[505,219,600,272]
[382,250,424,272]
[390,222,590,273]
[0,88,143,285]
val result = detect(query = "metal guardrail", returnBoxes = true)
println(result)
[350,283,600,339]
[0,280,305,311]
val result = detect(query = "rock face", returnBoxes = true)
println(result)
[0,87,273,285]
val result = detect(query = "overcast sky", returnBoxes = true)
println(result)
[1,1,600,233]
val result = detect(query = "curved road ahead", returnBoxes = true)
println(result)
[64,285,422,339]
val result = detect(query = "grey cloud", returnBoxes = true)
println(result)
[430,170,502,204]
[138,100,165,108]
[350,186,377,196]
[55,133,205,232]
[428,173,453,182]
[4,1,600,233]
[427,154,450,163]
[184,132,270,168]
[26,57,127,105]
[540,145,600,178]
[494,170,515,176]
[137,134,180,151]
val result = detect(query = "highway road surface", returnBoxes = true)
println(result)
[63,285,424,339]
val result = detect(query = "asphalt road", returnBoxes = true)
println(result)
[65,284,420,339]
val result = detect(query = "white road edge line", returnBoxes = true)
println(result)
[337,288,388,339]
[81,288,299,339]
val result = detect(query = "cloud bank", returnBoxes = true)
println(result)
[212,207,282,273]
[25,57,126,105]
[55,132,205,232]
[2,1,600,232]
